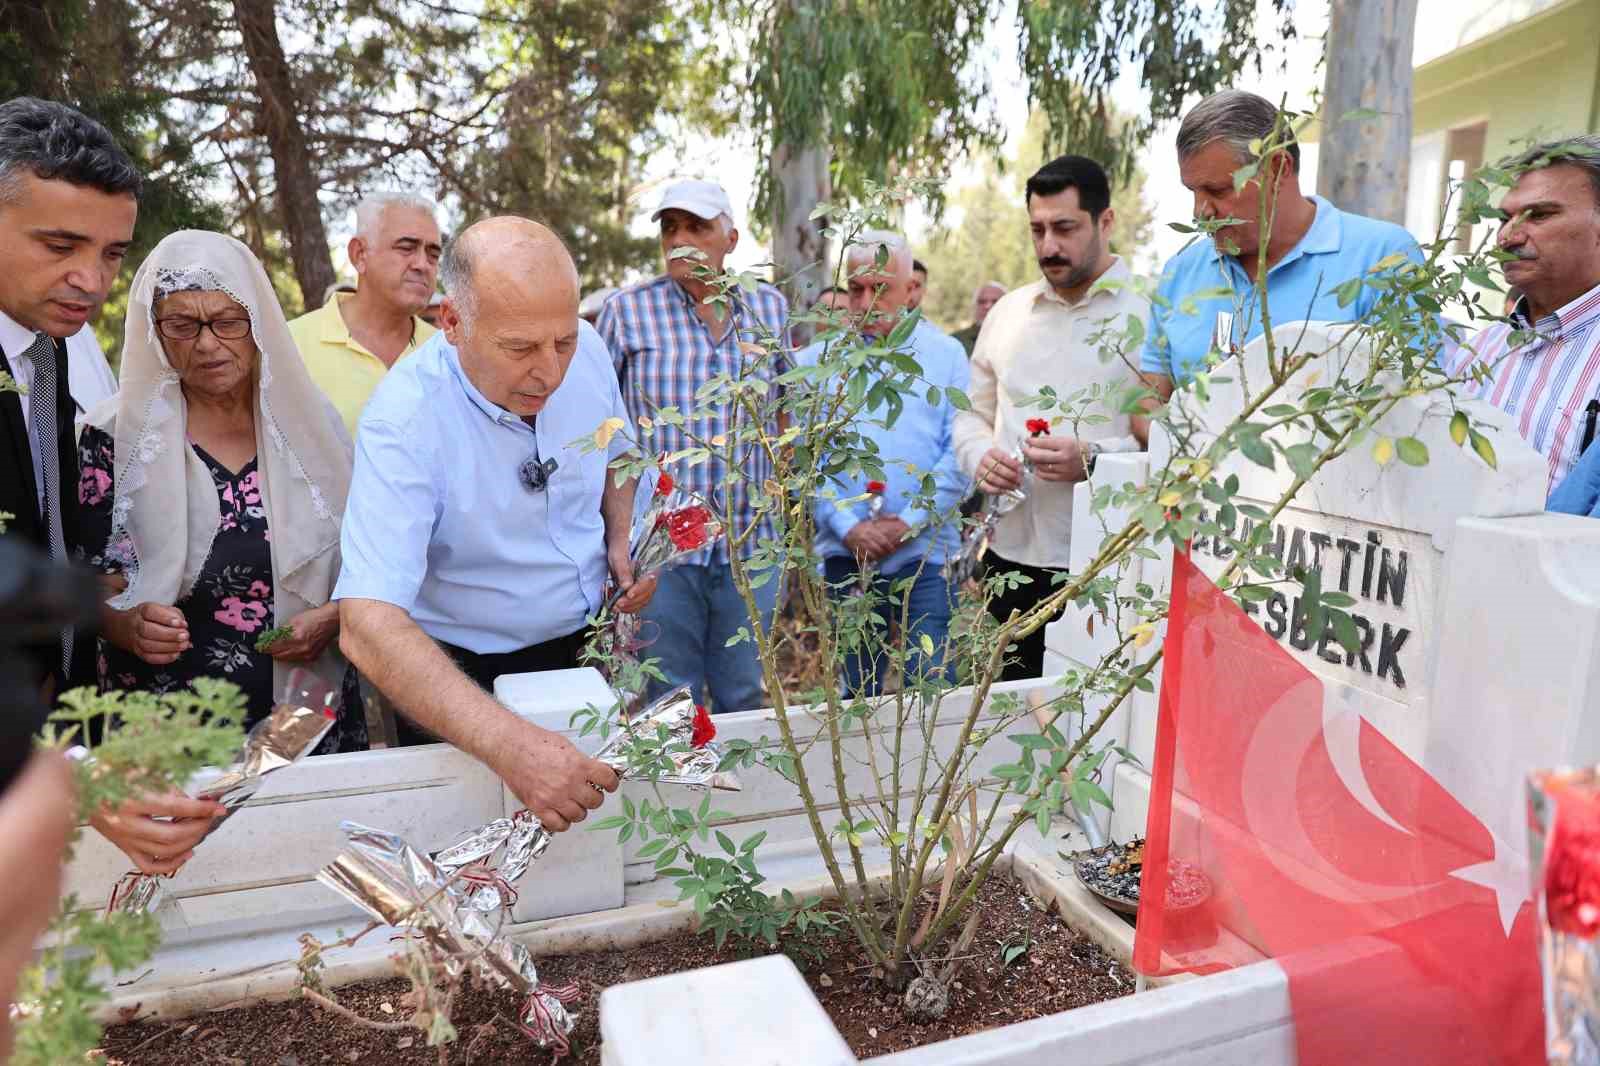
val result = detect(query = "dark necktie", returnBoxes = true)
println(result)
[24,333,73,676]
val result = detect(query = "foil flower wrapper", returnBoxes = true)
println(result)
[604,486,724,612]
[105,669,340,917]
[945,444,1031,587]
[316,819,580,1054]
[1530,766,1600,1066]
[594,683,741,792]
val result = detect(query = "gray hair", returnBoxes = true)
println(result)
[1176,89,1301,170]
[1510,135,1600,211]
[353,190,440,241]
[439,234,477,332]
[0,96,141,207]
[972,280,1006,299]
[845,229,912,277]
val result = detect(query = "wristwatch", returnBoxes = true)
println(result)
[1085,441,1103,478]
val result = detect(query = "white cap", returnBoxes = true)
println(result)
[651,179,735,224]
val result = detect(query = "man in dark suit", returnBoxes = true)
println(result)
[0,98,140,692]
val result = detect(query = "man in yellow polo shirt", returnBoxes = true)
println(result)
[289,191,444,435]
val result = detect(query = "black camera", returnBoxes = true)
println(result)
[1,537,101,795]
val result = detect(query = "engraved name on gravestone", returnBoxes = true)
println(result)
[1148,321,1546,756]
[1189,504,1426,706]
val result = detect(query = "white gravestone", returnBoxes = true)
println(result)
[1082,322,1554,847]
[1147,322,1547,758]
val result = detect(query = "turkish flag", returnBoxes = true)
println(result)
[1133,550,1543,1065]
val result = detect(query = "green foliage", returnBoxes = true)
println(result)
[1020,0,1297,179]
[11,682,246,1066]
[253,625,294,652]
[0,0,224,358]
[450,0,717,287]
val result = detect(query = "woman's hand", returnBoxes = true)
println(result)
[265,604,339,662]
[105,602,190,665]
[89,791,226,876]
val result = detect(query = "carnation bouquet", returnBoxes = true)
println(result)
[106,669,340,918]
[607,473,723,611]
[593,474,724,709]
[943,418,1052,588]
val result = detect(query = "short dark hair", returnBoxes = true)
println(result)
[912,259,927,277]
[0,97,141,206]
[1025,155,1111,219]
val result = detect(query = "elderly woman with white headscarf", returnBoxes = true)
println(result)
[75,230,366,875]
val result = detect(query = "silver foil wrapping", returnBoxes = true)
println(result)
[1531,767,1600,1066]
[945,444,1032,587]
[311,687,737,1054]
[105,668,340,916]
[594,683,741,792]
[316,818,580,1053]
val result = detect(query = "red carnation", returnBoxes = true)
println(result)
[690,704,715,748]
[866,480,887,494]
[666,505,713,551]
[655,472,675,497]
[1547,786,1600,936]
[1026,418,1051,436]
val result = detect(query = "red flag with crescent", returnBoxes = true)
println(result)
[1133,549,1542,1065]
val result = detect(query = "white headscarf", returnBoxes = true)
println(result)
[87,230,353,693]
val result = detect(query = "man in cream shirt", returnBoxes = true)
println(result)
[953,154,1148,681]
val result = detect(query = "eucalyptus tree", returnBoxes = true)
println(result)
[709,0,1294,299]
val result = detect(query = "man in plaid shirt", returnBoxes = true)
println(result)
[1447,136,1600,498]
[596,179,790,712]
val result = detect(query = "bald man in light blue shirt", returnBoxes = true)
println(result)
[337,218,654,834]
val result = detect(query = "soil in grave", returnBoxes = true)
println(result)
[98,875,1134,1065]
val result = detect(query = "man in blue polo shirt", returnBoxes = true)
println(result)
[1138,90,1422,427]
[336,217,655,834]
[797,230,969,695]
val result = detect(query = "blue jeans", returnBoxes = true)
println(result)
[640,561,781,713]
[822,557,956,696]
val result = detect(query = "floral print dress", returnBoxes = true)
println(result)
[76,425,365,754]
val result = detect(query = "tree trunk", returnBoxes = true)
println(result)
[770,139,831,313]
[1316,0,1420,224]
[233,0,336,313]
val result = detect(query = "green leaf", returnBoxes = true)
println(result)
[1469,429,1498,470]
[1238,431,1275,470]
[1449,411,1469,447]
[944,386,972,412]
[1331,609,1360,655]
[1395,437,1429,466]
[1284,442,1319,480]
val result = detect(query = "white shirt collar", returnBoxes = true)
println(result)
[0,307,45,361]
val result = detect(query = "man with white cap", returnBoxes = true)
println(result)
[596,179,790,713]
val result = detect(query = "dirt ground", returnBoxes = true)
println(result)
[99,874,1133,1065]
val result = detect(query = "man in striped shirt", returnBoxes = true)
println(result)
[596,179,790,713]
[1445,135,1600,495]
